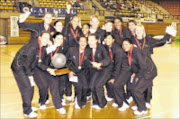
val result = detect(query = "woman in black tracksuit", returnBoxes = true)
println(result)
[66,37,91,108]
[88,34,111,109]
[11,31,52,117]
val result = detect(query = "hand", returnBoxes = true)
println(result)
[171,22,177,30]
[66,4,71,14]
[135,77,139,83]
[109,79,115,84]
[69,71,75,78]
[28,76,34,81]
[19,12,31,23]
[131,73,135,79]
[47,68,56,76]
[91,62,101,69]
[47,40,53,46]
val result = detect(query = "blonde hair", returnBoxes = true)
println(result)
[90,15,99,21]
[135,24,146,38]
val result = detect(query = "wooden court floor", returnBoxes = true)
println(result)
[0,43,179,119]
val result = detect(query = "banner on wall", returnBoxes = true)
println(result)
[21,6,77,17]
[10,16,19,37]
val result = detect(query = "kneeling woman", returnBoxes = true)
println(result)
[122,39,156,115]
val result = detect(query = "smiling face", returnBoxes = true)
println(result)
[105,22,113,32]
[53,34,63,46]
[104,35,114,47]
[82,24,90,36]
[43,13,53,25]
[79,37,87,50]
[90,17,99,29]
[39,33,50,46]
[114,19,122,30]
[88,35,97,49]
[128,22,136,34]
[71,16,79,29]
[122,40,132,52]
[54,21,63,32]
[135,26,144,38]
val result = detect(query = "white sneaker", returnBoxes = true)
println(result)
[131,106,138,111]
[86,95,91,100]
[105,96,113,101]
[134,110,148,115]
[66,96,72,101]
[24,111,38,118]
[92,105,98,109]
[62,101,67,106]
[57,107,66,114]
[62,99,65,102]
[118,102,129,111]
[31,106,38,112]
[146,103,151,109]
[40,105,46,110]
[112,103,118,107]
[127,96,133,103]
[45,100,50,105]
[93,105,101,110]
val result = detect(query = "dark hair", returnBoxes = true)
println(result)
[40,31,50,36]
[88,33,98,40]
[128,20,137,26]
[123,38,133,44]
[104,32,115,39]
[53,32,64,39]
[82,23,90,28]
[54,20,62,26]
[105,19,114,24]
[114,17,123,22]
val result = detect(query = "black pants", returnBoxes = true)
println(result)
[131,78,153,111]
[58,74,68,99]
[89,69,111,108]
[12,69,34,115]
[33,68,62,109]
[72,71,88,107]
[127,77,153,103]
[65,79,72,96]
[111,71,132,107]
[33,68,48,105]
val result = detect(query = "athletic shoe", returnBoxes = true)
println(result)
[57,107,66,114]
[134,110,148,115]
[112,103,118,107]
[131,106,138,111]
[31,106,38,112]
[45,100,50,105]
[118,102,129,111]
[127,96,133,103]
[40,105,46,110]
[105,96,113,101]
[66,96,72,101]
[24,111,38,118]
[62,101,67,106]
[146,103,151,109]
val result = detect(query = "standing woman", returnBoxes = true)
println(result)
[18,12,55,43]
[66,37,91,109]
[131,24,175,108]
[11,31,51,118]
[88,34,111,109]
[112,17,131,47]
[89,15,106,44]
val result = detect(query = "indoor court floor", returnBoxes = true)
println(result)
[0,43,179,119]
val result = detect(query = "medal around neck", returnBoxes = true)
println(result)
[51,53,66,68]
